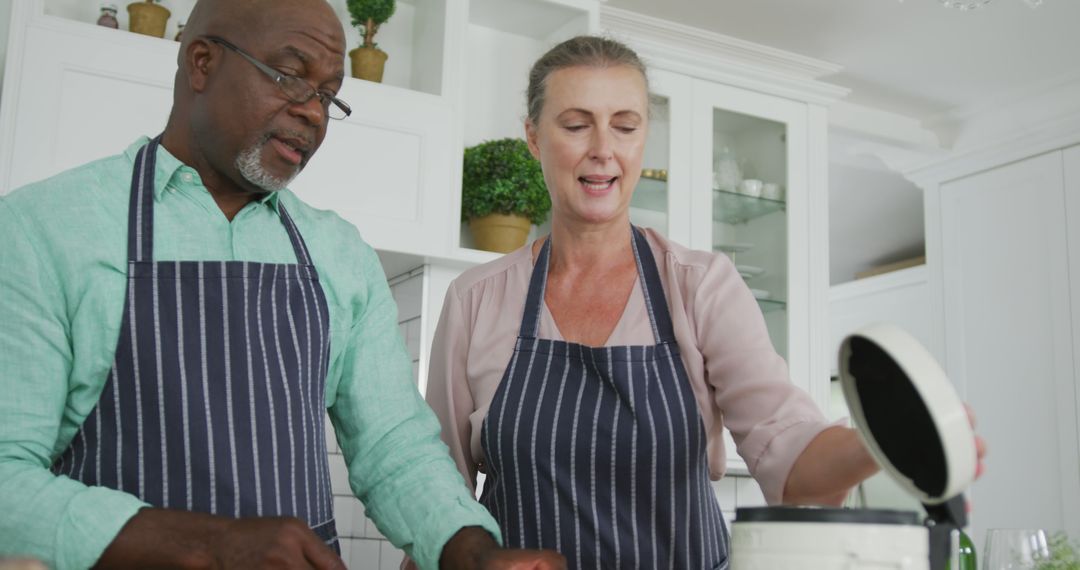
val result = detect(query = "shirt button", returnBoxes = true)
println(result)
[181,173,193,182]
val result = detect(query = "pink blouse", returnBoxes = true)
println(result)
[425,228,834,505]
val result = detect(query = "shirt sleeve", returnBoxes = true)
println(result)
[326,240,500,570]
[424,280,480,491]
[0,199,148,570]
[691,251,836,505]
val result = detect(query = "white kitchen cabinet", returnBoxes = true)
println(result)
[827,265,933,375]
[1,0,845,504]
[0,0,462,261]
[602,9,842,473]
[932,150,1080,550]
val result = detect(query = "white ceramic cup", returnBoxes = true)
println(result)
[762,182,784,201]
[739,179,763,197]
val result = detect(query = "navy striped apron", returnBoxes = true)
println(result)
[51,137,338,547]
[480,227,729,569]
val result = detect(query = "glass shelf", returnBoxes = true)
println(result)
[631,176,668,213]
[712,189,786,225]
[757,299,787,314]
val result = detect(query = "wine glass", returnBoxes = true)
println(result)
[982,528,1050,569]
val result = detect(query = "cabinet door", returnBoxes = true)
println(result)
[0,13,455,259]
[939,151,1079,547]
[688,81,813,474]
[690,81,806,364]
[0,18,177,193]
[629,68,692,245]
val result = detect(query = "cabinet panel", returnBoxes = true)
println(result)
[939,151,1079,547]
[0,20,176,193]
[291,82,454,258]
[0,12,456,259]
[827,266,930,375]
[690,80,810,391]
[631,68,693,246]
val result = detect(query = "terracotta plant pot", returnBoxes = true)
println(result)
[127,0,170,38]
[469,213,532,253]
[349,47,388,83]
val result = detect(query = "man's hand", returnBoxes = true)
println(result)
[96,508,346,569]
[440,527,566,570]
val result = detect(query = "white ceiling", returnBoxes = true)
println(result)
[607,0,1080,283]
[605,0,1080,120]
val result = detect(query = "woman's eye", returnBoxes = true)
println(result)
[615,126,638,134]
[564,125,587,132]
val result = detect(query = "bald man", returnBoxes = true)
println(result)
[0,1,564,568]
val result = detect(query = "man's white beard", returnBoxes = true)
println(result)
[236,136,297,192]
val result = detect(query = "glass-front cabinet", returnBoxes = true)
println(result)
[703,104,792,361]
[690,81,810,383]
[634,69,823,474]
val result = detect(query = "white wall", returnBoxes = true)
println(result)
[0,0,11,97]
[829,161,924,285]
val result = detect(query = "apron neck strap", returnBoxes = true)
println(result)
[126,137,315,266]
[518,226,677,345]
[127,136,160,263]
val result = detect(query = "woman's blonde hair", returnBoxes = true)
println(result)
[526,35,649,124]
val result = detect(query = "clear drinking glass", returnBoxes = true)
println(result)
[982,529,1050,569]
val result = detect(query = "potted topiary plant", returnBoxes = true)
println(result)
[462,138,551,253]
[346,0,395,83]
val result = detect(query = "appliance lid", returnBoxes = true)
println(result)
[838,323,977,505]
[735,506,920,525]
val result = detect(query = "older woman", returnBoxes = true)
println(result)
[427,36,981,569]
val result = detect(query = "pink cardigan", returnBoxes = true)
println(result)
[425,228,834,505]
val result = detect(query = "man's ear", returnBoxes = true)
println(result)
[185,38,215,92]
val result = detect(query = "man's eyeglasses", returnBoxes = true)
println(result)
[204,35,352,121]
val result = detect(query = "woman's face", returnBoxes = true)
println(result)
[526,65,649,227]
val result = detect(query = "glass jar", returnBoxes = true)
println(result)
[96,3,119,28]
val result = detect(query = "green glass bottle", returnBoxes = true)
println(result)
[946,530,978,570]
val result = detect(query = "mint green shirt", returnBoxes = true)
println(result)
[0,138,499,570]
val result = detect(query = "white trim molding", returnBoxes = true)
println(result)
[600,6,849,106]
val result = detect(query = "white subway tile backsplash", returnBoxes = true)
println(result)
[392,275,423,321]
[334,496,355,538]
[365,515,385,540]
[379,541,404,570]
[349,538,383,570]
[404,318,421,361]
[328,453,350,496]
[339,540,352,568]
[325,414,338,454]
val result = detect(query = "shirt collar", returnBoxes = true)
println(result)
[123,137,282,213]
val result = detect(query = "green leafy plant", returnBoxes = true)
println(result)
[1036,532,1080,570]
[346,0,395,48]
[461,138,551,225]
